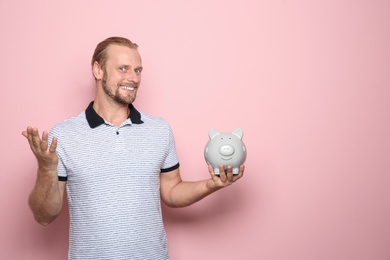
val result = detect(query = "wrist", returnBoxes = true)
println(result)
[206,179,222,192]
[37,165,58,175]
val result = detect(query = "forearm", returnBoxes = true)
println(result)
[164,179,221,208]
[29,167,63,225]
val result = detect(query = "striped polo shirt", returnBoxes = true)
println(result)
[49,101,179,260]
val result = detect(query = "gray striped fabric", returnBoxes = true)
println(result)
[48,103,179,260]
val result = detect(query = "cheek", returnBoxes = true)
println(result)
[106,72,125,84]
[116,73,128,83]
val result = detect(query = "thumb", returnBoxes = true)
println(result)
[22,131,28,138]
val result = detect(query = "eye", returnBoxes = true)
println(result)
[135,68,142,75]
[118,67,127,72]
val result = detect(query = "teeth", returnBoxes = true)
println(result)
[121,86,134,90]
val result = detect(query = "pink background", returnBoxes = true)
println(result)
[1,0,390,259]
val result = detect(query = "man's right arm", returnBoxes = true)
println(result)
[28,169,66,225]
[23,127,65,226]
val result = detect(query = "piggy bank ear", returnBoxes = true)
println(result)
[232,128,243,139]
[209,128,220,139]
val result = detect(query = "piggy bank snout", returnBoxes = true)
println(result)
[219,144,235,156]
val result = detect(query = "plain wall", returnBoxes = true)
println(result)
[1,0,390,259]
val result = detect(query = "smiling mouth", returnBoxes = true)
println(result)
[120,86,135,91]
[221,157,232,161]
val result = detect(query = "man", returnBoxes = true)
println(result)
[23,36,244,260]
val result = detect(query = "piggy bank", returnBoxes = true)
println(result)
[204,128,247,175]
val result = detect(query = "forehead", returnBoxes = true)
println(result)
[106,44,142,65]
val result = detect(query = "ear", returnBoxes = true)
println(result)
[92,61,103,80]
[232,128,243,139]
[208,128,220,139]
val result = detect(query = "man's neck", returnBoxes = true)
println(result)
[93,98,130,127]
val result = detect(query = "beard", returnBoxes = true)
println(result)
[102,71,137,105]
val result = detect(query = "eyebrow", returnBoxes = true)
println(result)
[120,65,143,70]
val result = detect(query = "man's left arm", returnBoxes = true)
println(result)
[160,164,244,208]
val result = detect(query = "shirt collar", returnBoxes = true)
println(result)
[85,101,144,128]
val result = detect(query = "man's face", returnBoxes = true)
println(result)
[100,45,143,105]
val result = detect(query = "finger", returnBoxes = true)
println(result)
[218,165,228,182]
[41,131,49,150]
[233,164,245,181]
[25,127,35,148]
[225,165,234,182]
[22,129,28,138]
[49,136,58,153]
[207,164,214,177]
[30,128,41,149]
[239,164,245,176]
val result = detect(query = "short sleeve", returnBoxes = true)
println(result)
[48,125,68,181]
[160,124,180,173]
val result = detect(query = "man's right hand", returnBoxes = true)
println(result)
[22,126,58,170]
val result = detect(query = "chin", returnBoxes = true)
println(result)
[116,97,136,105]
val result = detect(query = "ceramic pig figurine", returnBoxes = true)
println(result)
[204,128,247,175]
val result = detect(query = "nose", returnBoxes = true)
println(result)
[219,144,235,156]
[126,70,141,83]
